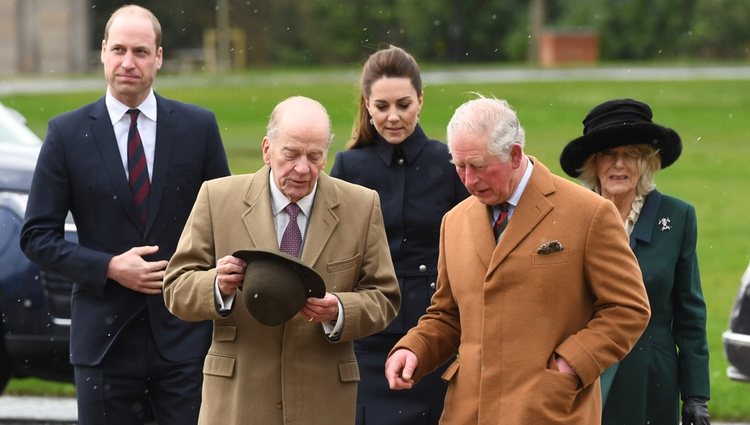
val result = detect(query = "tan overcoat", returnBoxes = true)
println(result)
[164,166,400,425]
[393,158,650,424]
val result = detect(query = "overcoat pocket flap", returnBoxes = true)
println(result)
[214,325,237,342]
[203,353,235,377]
[441,358,460,382]
[338,360,360,382]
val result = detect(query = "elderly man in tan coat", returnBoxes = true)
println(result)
[385,96,650,424]
[164,96,400,425]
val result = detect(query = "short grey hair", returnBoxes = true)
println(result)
[447,95,526,162]
[576,144,661,196]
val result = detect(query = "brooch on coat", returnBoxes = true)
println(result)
[658,217,672,231]
[536,240,564,254]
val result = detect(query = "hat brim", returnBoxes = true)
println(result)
[560,122,682,178]
[233,249,326,326]
[233,248,326,299]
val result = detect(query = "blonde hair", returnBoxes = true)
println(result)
[577,145,661,196]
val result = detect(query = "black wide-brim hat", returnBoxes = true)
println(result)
[560,98,682,177]
[233,248,326,327]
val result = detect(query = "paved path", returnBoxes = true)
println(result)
[0,395,748,424]
[2,65,750,96]
[0,396,75,424]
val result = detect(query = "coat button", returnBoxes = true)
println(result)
[276,400,283,410]
[430,282,436,290]
[419,264,427,272]
[397,158,405,165]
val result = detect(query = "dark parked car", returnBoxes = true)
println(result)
[723,261,750,382]
[0,102,75,393]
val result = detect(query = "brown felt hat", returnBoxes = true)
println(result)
[233,248,325,327]
[560,98,682,177]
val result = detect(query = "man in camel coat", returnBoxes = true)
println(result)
[164,96,400,425]
[385,97,650,424]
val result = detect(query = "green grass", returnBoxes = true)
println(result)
[3,71,750,420]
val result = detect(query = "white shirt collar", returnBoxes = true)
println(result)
[268,169,317,217]
[105,89,157,125]
[506,155,534,208]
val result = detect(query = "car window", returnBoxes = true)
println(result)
[0,103,42,146]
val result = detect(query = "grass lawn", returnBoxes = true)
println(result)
[3,70,749,419]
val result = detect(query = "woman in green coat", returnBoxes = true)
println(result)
[560,98,711,425]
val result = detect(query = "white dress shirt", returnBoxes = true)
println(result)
[105,89,157,180]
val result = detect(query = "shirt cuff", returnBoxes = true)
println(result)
[323,298,344,340]
[214,277,235,311]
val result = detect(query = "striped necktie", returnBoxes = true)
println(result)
[127,109,150,225]
[493,203,510,240]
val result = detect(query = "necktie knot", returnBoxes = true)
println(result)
[493,202,510,241]
[127,109,140,127]
[285,202,300,219]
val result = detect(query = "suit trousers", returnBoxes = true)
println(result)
[74,310,204,425]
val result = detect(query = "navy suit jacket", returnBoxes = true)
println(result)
[330,126,468,332]
[20,94,230,366]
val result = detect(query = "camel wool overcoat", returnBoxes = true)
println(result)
[392,158,651,425]
[164,167,400,425]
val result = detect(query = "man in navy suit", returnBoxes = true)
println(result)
[20,5,230,424]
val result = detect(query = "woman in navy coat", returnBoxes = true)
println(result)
[330,45,468,425]
[560,99,711,425]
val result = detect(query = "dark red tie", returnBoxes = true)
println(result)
[127,109,150,225]
[493,203,510,240]
[280,203,302,257]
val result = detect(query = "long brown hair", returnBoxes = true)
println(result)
[348,45,422,149]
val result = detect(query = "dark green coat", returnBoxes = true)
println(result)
[601,190,710,424]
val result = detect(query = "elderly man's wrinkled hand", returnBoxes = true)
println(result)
[301,292,338,323]
[216,255,246,296]
[385,349,418,390]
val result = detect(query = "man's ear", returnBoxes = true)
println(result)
[510,143,524,168]
[261,137,271,165]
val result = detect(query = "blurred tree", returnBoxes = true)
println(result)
[689,0,750,58]
[556,0,694,60]
[91,0,213,58]
[87,0,750,67]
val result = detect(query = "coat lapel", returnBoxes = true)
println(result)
[146,94,175,235]
[89,98,144,230]
[630,190,662,249]
[301,173,341,266]
[488,157,554,275]
[466,199,497,271]
[241,166,280,250]
[239,170,341,264]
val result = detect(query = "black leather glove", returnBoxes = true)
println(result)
[682,397,710,425]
